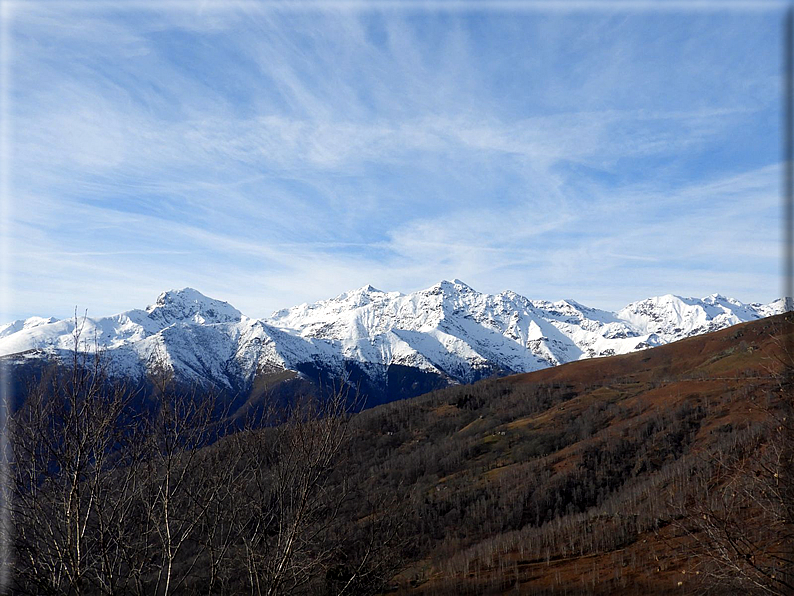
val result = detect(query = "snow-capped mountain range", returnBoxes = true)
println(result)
[0,281,784,402]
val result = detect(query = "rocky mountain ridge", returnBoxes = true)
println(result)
[0,281,783,403]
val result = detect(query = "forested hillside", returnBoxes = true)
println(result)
[7,314,793,595]
[340,312,793,594]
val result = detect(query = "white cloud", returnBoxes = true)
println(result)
[3,4,783,319]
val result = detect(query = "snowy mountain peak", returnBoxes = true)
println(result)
[0,316,58,340]
[703,293,744,307]
[337,284,381,295]
[615,292,784,341]
[359,284,382,294]
[559,299,592,311]
[0,283,783,402]
[145,288,242,326]
[327,284,390,308]
[760,298,789,315]
[425,279,475,295]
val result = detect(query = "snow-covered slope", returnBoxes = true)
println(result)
[0,283,783,397]
[616,293,775,341]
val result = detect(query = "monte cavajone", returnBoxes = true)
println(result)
[0,281,783,400]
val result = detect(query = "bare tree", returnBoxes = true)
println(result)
[7,326,406,595]
[131,361,234,596]
[231,387,356,595]
[324,483,412,596]
[8,314,139,595]
[673,313,794,595]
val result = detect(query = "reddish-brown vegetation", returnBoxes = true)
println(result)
[7,313,792,595]
[368,313,793,595]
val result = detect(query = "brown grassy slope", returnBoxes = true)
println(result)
[359,314,792,595]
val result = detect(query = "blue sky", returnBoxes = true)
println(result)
[1,1,786,320]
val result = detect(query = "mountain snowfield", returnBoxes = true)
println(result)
[0,281,784,397]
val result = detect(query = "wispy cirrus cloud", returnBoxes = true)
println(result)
[3,3,784,319]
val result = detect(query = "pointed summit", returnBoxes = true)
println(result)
[450,278,474,290]
[146,288,242,326]
[357,284,383,294]
[0,283,782,401]
[703,293,733,305]
[333,284,384,304]
[426,279,476,295]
